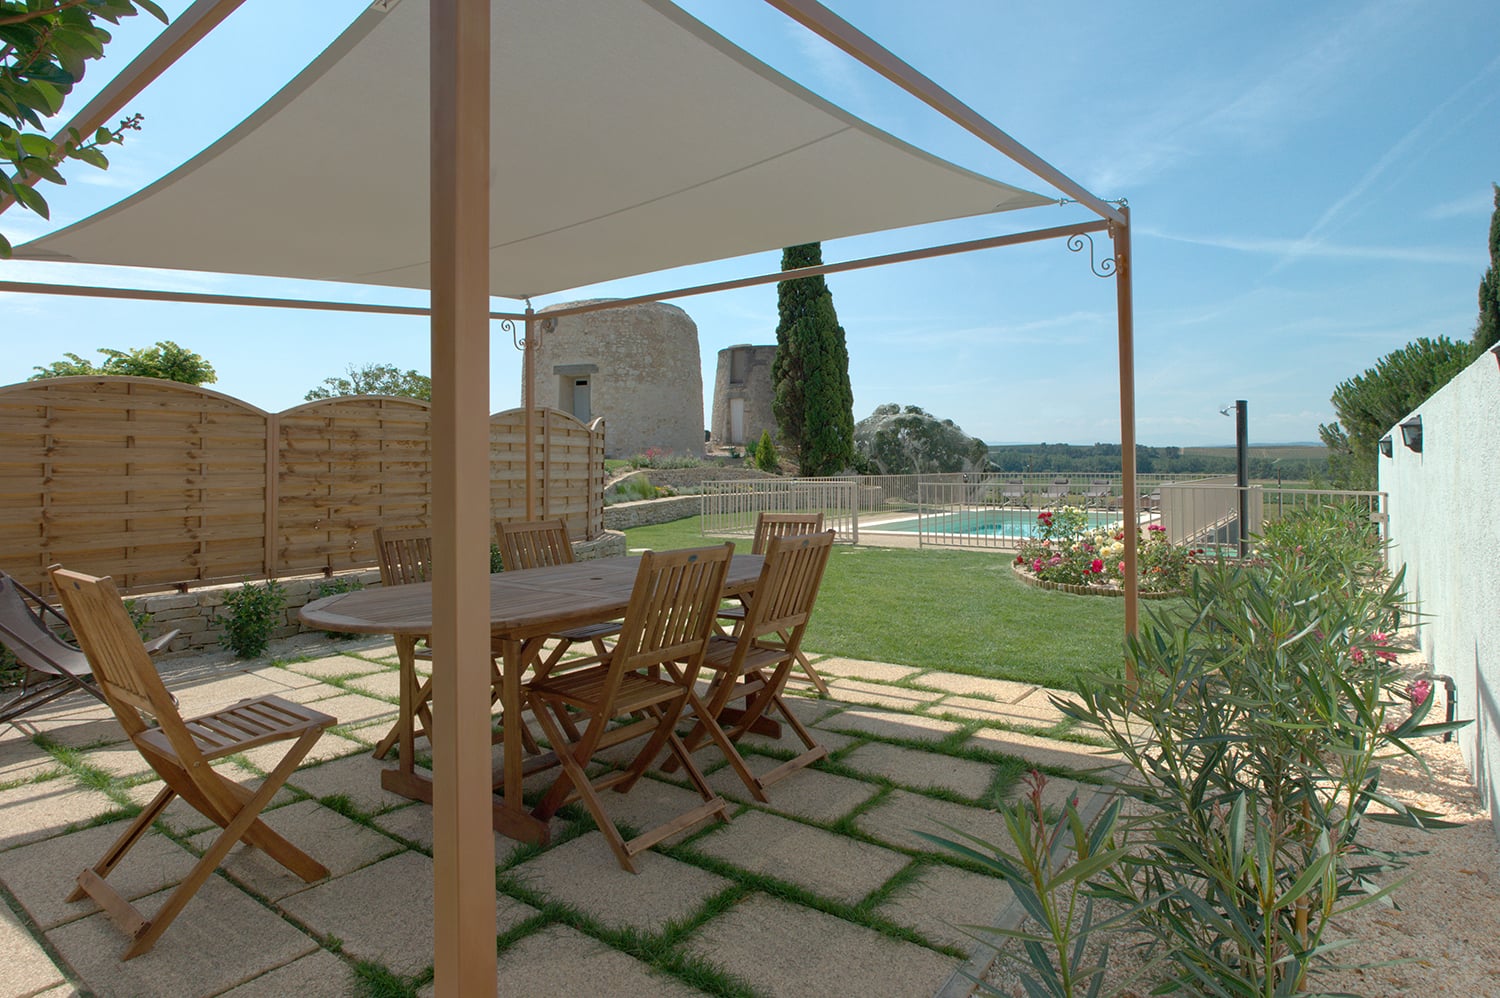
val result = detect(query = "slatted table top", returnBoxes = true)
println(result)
[299,552,762,639]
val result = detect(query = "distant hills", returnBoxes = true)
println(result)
[986,443,1328,480]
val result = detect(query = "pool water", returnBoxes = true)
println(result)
[869,509,1121,537]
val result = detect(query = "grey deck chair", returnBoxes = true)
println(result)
[0,570,178,726]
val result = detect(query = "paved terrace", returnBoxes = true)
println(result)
[0,636,1119,998]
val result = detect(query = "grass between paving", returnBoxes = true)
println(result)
[624,516,1155,691]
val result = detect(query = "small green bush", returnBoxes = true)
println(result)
[216,579,287,658]
[625,447,704,470]
[612,474,657,503]
[752,429,779,472]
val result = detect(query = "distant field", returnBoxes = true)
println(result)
[1183,444,1327,460]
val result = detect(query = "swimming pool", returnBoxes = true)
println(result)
[867,509,1122,537]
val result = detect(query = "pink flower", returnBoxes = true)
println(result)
[1410,679,1433,708]
[1148,523,1165,533]
[1372,632,1390,645]
[1032,558,1044,573]
[1117,561,1126,574]
[1377,650,1398,662]
[1350,647,1366,664]
[1089,558,1104,573]
[1049,555,1062,566]
[1082,542,1094,553]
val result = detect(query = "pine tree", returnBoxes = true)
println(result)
[1474,183,1500,353]
[772,243,855,476]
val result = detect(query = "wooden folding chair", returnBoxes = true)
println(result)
[1,570,177,727]
[494,519,621,681]
[526,544,733,872]
[716,512,830,695]
[368,526,527,759]
[48,567,335,960]
[674,531,835,802]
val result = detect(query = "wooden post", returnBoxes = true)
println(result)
[1113,208,1139,681]
[429,1,496,995]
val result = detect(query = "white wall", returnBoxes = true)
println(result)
[1381,347,1500,831]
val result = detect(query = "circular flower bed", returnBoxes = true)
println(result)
[1011,506,1196,597]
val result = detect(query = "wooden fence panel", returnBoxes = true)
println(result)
[0,379,606,593]
[0,378,269,591]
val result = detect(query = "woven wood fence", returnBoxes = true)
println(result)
[0,377,605,593]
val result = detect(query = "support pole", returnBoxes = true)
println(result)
[1112,208,1139,679]
[429,2,496,995]
[1235,400,1249,558]
[524,307,537,520]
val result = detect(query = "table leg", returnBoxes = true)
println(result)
[382,633,423,798]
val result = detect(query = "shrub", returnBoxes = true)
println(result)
[626,447,704,470]
[752,429,779,472]
[216,579,287,658]
[1056,552,1465,994]
[1014,506,1196,593]
[610,474,657,503]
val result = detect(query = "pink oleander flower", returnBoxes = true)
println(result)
[1377,650,1398,662]
[1372,632,1390,645]
[1350,647,1366,664]
[1410,679,1433,708]
[1089,558,1104,573]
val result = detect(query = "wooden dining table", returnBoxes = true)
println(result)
[298,553,763,844]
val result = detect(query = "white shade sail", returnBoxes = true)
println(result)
[17,0,1053,299]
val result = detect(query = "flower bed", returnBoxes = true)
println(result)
[1010,505,1195,597]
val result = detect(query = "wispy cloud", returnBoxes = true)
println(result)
[1140,227,1475,266]
[782,20,871,112]
[1425,188,1497,221]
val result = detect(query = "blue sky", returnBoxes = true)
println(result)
[2,0,1496,446]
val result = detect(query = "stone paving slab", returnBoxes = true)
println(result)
[372,802,536,867]
[217,949,355,997]
[494,924,708,997]
[14,713,129,749]
[841,742,996,800]
[48,876,319,998]
[965,728,1123,772]
[877,862,1014,951]
[344,669,402,701]
[823,679,942,712]
[284,754,412,815]
[683,893,955,998]
[0,780,117,850]
[0,734,60,786]
[0,902,66,998]
[269,680,350,705]
[706,761,877,824]
[189,800,403,900]
[240,665,325,690]
[569,774,718,848]
[816,706,963,743]
[0,819,198,930]
[736,724,858,756]
[284,654,387,680]
[279,851,535,976]
[294,692,399,729]
[930,693,1067,726]
[854,788,1006,855]
[1003,776,1087,816]
[168,672,301,716]
[508,831,730,933]
[238,731,367,773]
[75,744,153,779]
[908,672,1038,702]
[691,809,907,905]
[812,657,920,682]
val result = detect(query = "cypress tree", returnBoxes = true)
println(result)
[772,243,855,476]
[1474,182,1500,353]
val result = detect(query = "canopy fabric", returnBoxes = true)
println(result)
[17,0,1052,299]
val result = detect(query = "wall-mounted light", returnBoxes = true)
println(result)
[1400,415,1423,452]
[1378,435,1393,457]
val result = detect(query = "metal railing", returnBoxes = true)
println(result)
[1158,483,1386,556]
[908,478,1133,549]
[700,479,859,542]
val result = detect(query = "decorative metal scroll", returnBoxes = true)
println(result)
[502,318,522,351]
[1066,232,1117,279]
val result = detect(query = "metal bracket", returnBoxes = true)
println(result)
[1066,232,1117,279]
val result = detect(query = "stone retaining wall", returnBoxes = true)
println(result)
[1010,564,1180,600]
[603,495,700,529]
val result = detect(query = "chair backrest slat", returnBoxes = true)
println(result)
[606,545,732,706]
[750,512,824,556]
[495,519,574,571]
[374,526,435,586]
[48,568,186,748]
[742,531,835,640]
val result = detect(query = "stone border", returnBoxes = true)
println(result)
[1010,564,1180,600]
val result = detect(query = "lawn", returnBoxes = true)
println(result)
[623,516,1141,692]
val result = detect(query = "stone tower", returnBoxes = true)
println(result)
[531,300,704,458]
[710,344,778,448]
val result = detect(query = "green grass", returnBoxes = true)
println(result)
[623,517,1148,691]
